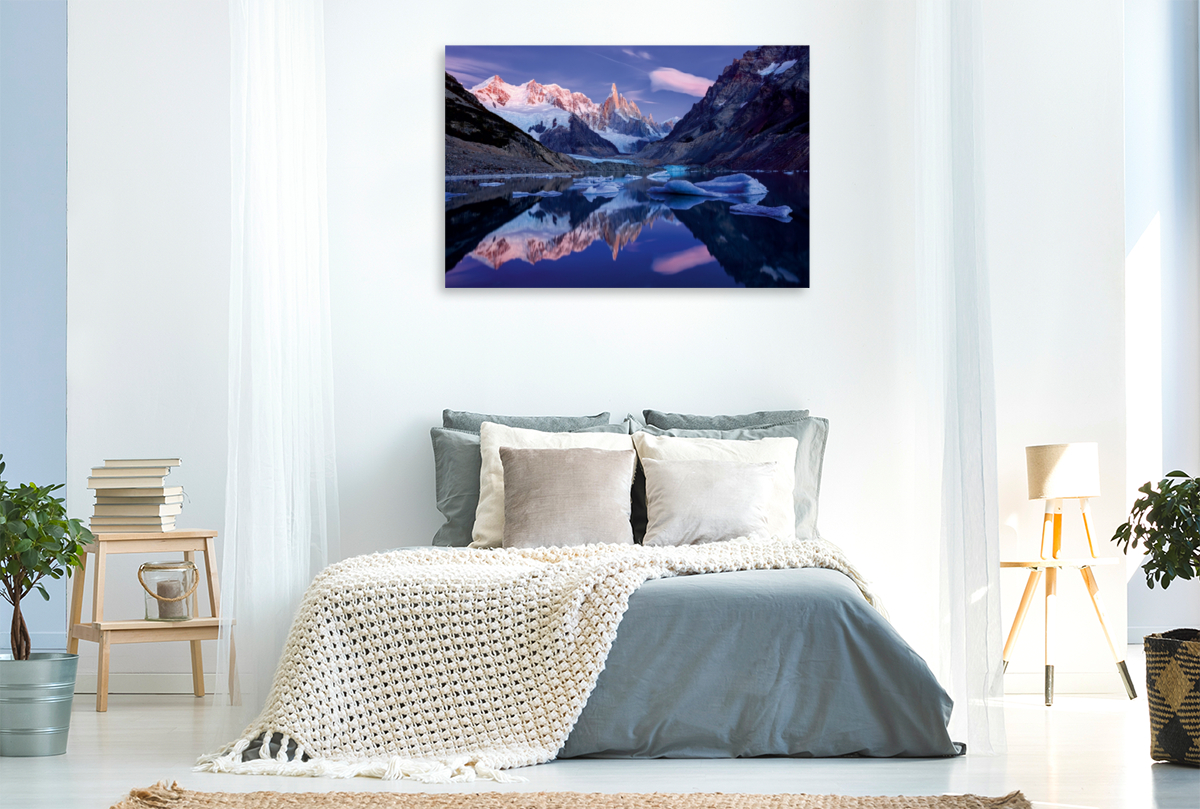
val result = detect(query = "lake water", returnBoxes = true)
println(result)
[445,170,809,288]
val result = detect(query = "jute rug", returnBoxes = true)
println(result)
[111,781,1032,809]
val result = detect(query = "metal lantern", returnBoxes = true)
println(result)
[138,560,198,621]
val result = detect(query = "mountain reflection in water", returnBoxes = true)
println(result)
[445,172,808,288]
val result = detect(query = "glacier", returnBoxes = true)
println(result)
[477,181,505,187]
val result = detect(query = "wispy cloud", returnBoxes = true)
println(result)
[649,67,714,97]
[652,245,716,276]
[622,48,653,60]
[444,55,509,87]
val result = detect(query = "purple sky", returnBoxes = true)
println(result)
[445,46,755,123]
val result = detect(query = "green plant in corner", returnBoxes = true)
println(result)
[0,454,93,660]
[1112,470,1200,589]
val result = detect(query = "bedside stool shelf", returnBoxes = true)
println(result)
[67,530,234,711]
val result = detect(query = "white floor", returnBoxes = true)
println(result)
[2,646,1197,809]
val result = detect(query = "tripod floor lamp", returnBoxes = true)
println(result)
[1001,442,1138,705]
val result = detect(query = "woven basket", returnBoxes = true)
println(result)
[1145,629,1200,766]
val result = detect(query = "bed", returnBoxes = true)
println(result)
[199,408,961,781]
[563,567,958,759]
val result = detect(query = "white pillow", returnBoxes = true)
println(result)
[470,422,635,549]
[632,431,798,541]
[641,458,777,546]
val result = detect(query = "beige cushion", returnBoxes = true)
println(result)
[641,458,777,546]
[501,447,637,548]
[471,422,635,549]
[632,431,798,540]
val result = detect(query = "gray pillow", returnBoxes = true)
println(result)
[431,422,631,547]
[642,409,810,430]
[431,427,483,547]
[640,417,828,539]
[641,458,776,546]
[501,447,636,549]
[443,409,611,433]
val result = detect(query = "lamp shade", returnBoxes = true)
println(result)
[1026,443,1100,500]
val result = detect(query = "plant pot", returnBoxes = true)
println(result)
[0,652,79,756]
[1145,629,1200,766]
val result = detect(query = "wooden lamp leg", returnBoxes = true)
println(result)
[1039,500,1054,559]
[1079,566,1137,699]
[1080,498,1098,558]
[1003,569,1044,673]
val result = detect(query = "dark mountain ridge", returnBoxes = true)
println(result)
[536,114,620,157]
[641,46,809,171]
[444,72,579,175]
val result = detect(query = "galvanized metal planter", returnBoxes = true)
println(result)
[0,652,79,756]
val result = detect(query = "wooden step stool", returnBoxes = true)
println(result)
[67,530,234,711]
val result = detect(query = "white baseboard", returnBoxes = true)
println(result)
[1004,671,1128,695]
[74,671,218,695]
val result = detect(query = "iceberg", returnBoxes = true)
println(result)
[694,174,769,196]
[649,179,724,198]
[646,170,671,182]
[729,203,792,222]
[445,192,466,200]
[478,181,505,187]
[624,173,642,179]
[663,165,691,177]
[537,190,562,197]
[583,182,621,197]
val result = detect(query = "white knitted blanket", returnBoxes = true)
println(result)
[196,536,877,782]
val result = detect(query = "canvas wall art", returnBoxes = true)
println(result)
[444,46,809,288]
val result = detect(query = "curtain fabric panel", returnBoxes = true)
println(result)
[218,0,340,719]
[915,0,1007,755]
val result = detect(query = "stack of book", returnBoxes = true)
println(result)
[87,459,184,533]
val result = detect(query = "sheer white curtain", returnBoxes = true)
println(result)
[216,0,339,719]
[915,0,1007,754]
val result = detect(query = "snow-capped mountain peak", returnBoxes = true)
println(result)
[464,73,670,155]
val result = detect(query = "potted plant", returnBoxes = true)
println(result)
[0,453,93,756]
[1112,470,1200,767]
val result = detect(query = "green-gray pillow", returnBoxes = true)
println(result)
[642,409,810,431]
[431,422,630,547]
[640,417,828,540]
[443,409,611,433]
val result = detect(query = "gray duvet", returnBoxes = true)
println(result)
[559,567,960,759]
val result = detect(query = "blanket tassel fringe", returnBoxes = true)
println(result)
[194,731,526,783]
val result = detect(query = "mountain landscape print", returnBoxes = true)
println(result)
[445,46,809,288]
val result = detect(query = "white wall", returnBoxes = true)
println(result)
[325,0,936,647]
[1123,0,1200,640]
[65,0,1131,693]
[66,0,230,688]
